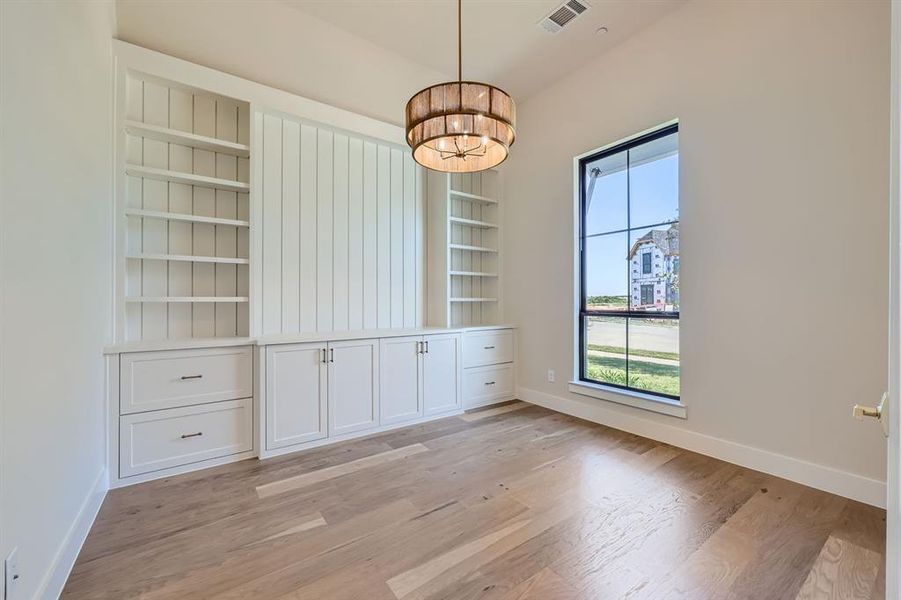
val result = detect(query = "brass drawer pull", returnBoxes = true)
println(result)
[180,374,203,380]
[180,432,203,439]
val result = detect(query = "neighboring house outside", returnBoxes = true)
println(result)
[628,223,679,310]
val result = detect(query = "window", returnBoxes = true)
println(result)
[579,124,680,399]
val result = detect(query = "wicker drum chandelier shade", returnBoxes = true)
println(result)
[405,0,516,173]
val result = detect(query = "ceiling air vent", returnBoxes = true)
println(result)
[538,0,590,34]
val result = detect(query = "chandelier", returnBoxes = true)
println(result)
[404,0,516,173]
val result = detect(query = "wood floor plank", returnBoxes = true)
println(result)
[460,401,530,421]
[796,535,882,600]
[253,513,328,544]
[62,406,886,599]
[387,519,532,598]
[256,443,430,498]
[502,567,581,600]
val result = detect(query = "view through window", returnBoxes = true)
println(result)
[579,124,680,399]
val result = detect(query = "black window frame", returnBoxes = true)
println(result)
[578,123,680,400]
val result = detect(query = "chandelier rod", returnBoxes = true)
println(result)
[457,0,462,83]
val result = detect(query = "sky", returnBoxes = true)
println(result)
[584,151,679,298]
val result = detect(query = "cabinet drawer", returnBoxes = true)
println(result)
[463,330,514,368]
[464,364,515,408]
[121,346,252,414]
[120,398,252,477]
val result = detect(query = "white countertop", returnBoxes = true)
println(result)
[103,324,515,354]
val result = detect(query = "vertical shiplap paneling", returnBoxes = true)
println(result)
[389,148,404,328]
[332,133,349,331]
[281,119,301,333]
[191,94,218,337]
[299,124,318,332]
[415,166,425,325]
[250,110,264,337]
[402,154,416,327]
[166,88,194,338]
[316,129,334,331]
[261,114,283,335]
[362,141,379,330]
[236,103,251,336]
[124,78,143,341]
[255,112,425,336]
[376,145,391,328]
[140,81,169,339]
[348,138,364,331]
[215,99,239,337]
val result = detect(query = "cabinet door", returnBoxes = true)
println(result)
[266,343,328,450]
[379,336,423,425]
[328,338,379,436]
[423,333,462,416]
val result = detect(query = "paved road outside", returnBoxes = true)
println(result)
[587,319,679,354]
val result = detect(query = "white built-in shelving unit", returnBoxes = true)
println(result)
[116,71,252,342]
[428,170,503,327]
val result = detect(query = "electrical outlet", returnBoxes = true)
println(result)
[547,369,556,383]
[5,547,19,599]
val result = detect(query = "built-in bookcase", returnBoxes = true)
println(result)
[118,71,251,341]
[427,170,503,327]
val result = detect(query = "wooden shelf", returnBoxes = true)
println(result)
[449,216,497,229]
[125,297,249,303]
[126,209,250,227]
[450,271,498,277]
[124,120,250,157]
[126,253,250,265]
[126,165,250,193]
[449,190,498,205]
[449,243,497,253]
[450,297,499,303]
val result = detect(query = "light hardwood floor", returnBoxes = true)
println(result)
[63,402,886,599]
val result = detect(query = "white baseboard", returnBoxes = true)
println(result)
[517,386,887,509]
[37,467,108,598]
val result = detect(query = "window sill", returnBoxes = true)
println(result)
[568,381,687,419]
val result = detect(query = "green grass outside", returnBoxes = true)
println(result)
[587,344,679,362]
[585,352,680,396]
[586,295,627,310]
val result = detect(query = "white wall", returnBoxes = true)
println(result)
[0,1,114,598]
[115,0,449,126]
[504,0,891,498]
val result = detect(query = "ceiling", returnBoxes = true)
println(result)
[280,0,686,102]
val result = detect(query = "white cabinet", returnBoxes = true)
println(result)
[265,338,381,451]
[120,398,252,477]
[423,333,462,416]
[379,336,422,425]
[380,333,462,425]
[266,343,328,449]
[121,347,252,414]
[463,328,516,408]
[261,331,464,458]
[328,339,379,436]
[463,329,514,368]
[464,363,515,408]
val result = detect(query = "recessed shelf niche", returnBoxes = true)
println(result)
[428,170,503,327]
[120,71,251,342]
